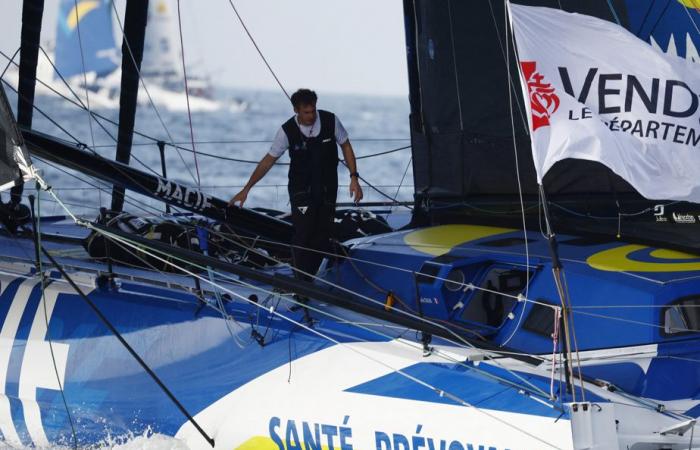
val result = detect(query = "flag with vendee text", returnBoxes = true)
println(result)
[509,3,700,202]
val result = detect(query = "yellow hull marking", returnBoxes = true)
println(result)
[587,244,700,272]
[404,224,515,256]
[235,435,337,450]
[677,0,700,11]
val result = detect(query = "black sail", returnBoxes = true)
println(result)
[402,0,700,252]
[112,0,150,212]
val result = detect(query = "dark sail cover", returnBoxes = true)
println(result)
[0,84,31,192]
[404,0,700,252]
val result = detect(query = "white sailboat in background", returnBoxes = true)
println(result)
[6,0,247,112]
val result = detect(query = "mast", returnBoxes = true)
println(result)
[112,0,150,212]
[14,0,45,205]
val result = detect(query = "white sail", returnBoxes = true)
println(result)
[141,0,180,81]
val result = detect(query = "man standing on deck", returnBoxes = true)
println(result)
[229,89,363,281]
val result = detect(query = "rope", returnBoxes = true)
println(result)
[224,0,289,99]
[391,156,412,213]
[154,143,411,165]
[605,0,623,25]
[90,138,411,147]
[340,160,412,209]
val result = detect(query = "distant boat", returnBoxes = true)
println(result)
[50,0,246,112]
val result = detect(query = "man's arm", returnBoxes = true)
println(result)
[341,140,363,203]
[229,153,279,207]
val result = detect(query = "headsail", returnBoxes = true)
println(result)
[55,0,119,79]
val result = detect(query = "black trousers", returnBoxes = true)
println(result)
[290,202,334,281]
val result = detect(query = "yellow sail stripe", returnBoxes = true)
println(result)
[66,1,100,31]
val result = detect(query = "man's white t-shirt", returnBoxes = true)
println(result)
[268,113,349,158]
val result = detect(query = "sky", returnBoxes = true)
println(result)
[0,0,410,97]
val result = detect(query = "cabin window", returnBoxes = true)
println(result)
[523,300,558,337]
[663,297,700,335]
[460,268,528,327]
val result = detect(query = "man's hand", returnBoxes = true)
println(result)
[349,177,363,204]
[229,188,249,207]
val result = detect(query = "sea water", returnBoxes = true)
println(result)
[10,88,412,217]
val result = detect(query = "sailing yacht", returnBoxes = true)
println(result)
[6,0,246,112]
[0,0,699,448]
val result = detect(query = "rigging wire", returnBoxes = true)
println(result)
[486,0,528,132]
[391,156,412,213]
[0,49,410,168]
[0,47,20,80]
[175,0,202,187]
[572,309,700,333]
[340,160,412,209]
[102,215,700,430]
[108,0,198,185]
[133,143,411,166]
[91,138,412,147]
[223,0,289,99]
[446,0,465,130]
[500,0,531,348]
[34,156,171,217]
[31,190,78,449]
[167,225,558,394]
[206,226,557,310]
[36,46,173,182]
[85,226,565,448]
[21,175,700,431]
[38,244,216,447]
[70,0,98,167]
[605,0,623,25]
[0,49,410,211]
[40,182,553,397]
[231,274,550,399]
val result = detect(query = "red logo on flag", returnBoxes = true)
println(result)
[520,61,559,131]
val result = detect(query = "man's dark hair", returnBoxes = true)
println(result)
[290,89,317,108]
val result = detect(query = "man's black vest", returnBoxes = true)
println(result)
[283,110,339,207]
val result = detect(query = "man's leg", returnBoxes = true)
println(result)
[309,203,335,269]
[290,202,318,281]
